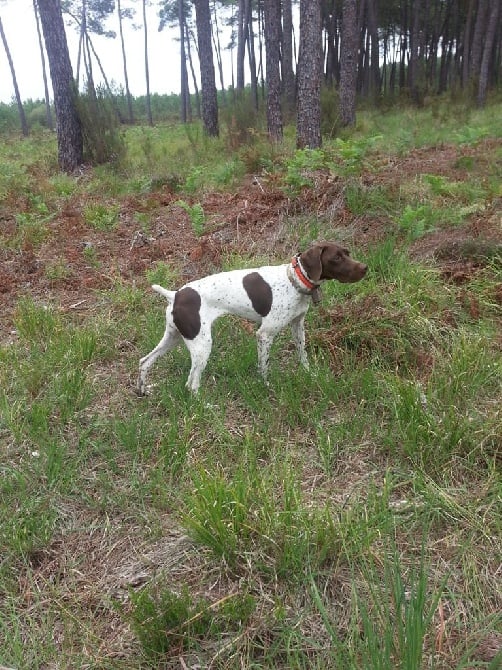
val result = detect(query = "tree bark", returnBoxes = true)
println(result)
[282,0,296,107]
[296,0,322,148]
[461,0,475,87]
[477,0,500,106]
[263,0,283,141]
[37,0,83,171]
[194,0,219,136]
[470,0,488,82]
[339,0,358,126]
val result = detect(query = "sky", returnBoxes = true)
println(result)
[0,0,222,104]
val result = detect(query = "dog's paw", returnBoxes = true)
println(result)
[134,382,155,397]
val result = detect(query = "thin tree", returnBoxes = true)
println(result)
[185,21,200,116]
[263,0,283,141]
[179,0,191,122]
[194,0,219,136]
[37,0,83,171]
[408,0,422,104]
[211,0,226,101]
[339,0,358,126]
[33,0,54,130]
[65,0,115,88]
[63,0,123,121]
[296,0,322,148]
[142,0,153,125]
[117,0,134,123]
[245,0,258,110]
[366,0,380,99]
[236,0,245,89]
[158,1,195,121]
[0,15,29,136]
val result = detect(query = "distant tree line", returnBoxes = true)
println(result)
[0,0,499,171]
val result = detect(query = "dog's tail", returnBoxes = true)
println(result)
[151,284,176,302]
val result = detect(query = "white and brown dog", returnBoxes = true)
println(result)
[137,242,367,394]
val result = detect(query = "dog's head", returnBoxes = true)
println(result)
[300,242,367,283]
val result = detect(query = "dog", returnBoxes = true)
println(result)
[136,242,367,394]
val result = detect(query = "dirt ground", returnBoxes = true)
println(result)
[1,139,501,338]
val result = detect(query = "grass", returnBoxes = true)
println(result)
[0,100,501,668]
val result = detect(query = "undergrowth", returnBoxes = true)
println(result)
[0,101,501,669]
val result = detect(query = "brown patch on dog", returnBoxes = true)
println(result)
[301,243,368,284]
[242,272,273,317]
[172,287,202,339]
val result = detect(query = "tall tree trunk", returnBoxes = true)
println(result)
[37,0,83,172]
[367,0,380,99]
[245,0,259,110]
[179,0,190,123]
[470,0,488,82]
[461,0,475,87]
[263,0,283,141]
[194,0,219,136]
[211,1,226,101]
[75,0,86,86]
[33,0,54,130]
[0,16,29,136]
[356,0,366,95]
[408,0,421,103]
[142,0,153,125]
[399,3,408,91]
[296,0,322,148]
[324,0,337,85]
[282,0,296,107]
[258,1,266,97]
[339,0,358,126]
[236,0,246,89]
[477,0,500,106]
[117,0,134,123]
[186,25,201,118]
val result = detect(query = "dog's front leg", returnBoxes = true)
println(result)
[291,315,309,370]
[185,333,212,393]
[256,327,276,382]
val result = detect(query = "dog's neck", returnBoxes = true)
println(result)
[287,254,320,294]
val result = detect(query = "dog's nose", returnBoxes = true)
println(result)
[360,263,368,275]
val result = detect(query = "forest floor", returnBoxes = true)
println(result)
[0,130,501,669]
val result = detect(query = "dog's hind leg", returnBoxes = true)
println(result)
[184,331,212,393]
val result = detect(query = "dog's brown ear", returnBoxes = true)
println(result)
[300,244,325,281]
